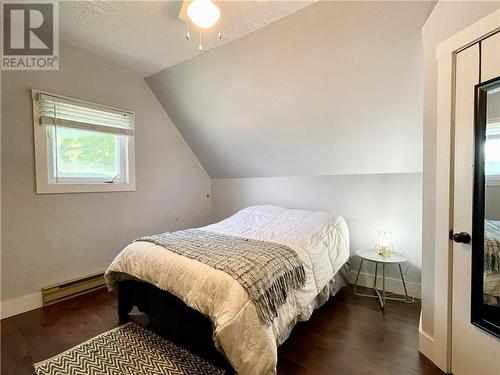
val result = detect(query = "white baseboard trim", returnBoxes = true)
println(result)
[2,272,420,319]
[419,314,434,363]
[349,270,421,298]
[1,292,43,319]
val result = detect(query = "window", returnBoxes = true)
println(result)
[485,120,500,187]
[32,89,135,193]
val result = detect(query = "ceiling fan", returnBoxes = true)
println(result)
[178,0,222,51]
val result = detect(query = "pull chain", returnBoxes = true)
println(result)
[184,19,222,51]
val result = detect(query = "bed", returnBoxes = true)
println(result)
[105,205,350,374]
[484,219,500,306]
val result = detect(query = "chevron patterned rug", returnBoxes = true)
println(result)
[33,322,225,375]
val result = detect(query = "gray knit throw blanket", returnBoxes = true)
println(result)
[485,220,500,272]
[136,229,306,325]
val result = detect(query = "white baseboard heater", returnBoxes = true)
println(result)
[42,271,106,306]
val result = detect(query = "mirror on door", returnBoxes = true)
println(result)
[472,76,500,338]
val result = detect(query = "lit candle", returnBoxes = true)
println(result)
[376,231,393,257]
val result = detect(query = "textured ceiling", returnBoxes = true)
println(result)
[59,1,315,77]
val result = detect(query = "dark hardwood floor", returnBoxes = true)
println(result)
[1,285,443,375]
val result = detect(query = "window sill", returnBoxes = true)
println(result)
[486,177,500,187]
[36,182,136,194]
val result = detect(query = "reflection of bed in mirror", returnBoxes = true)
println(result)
[484,219,500,306]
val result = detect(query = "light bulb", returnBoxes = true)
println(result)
[187,0,220,29]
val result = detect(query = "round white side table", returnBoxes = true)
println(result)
[353,249,414,309]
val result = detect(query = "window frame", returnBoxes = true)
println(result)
[485,117,500,187]
[486,175,500,186]
[32,89,136,193]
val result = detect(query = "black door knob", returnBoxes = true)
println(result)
[452,232,471,244]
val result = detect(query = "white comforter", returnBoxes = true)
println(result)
[105,205,350,374]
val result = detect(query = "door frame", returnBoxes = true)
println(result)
[429,9,500,373]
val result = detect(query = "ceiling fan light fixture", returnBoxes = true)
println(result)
[187,0,221,29]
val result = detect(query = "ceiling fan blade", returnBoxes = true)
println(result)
[178,0,189,21]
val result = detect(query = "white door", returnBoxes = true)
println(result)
[452,33,500,375]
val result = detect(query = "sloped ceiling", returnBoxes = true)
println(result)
[59,1,315,77]
[147,1,435,178]
[489,91,500,118]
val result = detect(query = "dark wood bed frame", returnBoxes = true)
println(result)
[118,280,235,372]
[117,264,350,373]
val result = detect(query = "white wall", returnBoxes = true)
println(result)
[145,1,430,298]
[486,91,500,220]
[421,0,500,339]
[485,188,500,220]
[1,49,211,313]
[147,1,433,178]
[212,173,422,296]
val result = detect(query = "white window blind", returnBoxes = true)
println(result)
[486,119,500,182]
[486,119,500,140]
[38,93,134,135]
[32,89,136,193]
